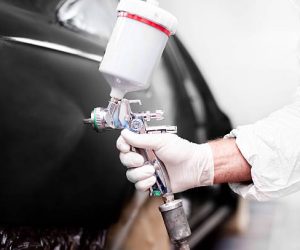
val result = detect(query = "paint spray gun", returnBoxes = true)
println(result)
[84,0,191,248]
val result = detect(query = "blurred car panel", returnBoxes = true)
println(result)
[57,0,117,40]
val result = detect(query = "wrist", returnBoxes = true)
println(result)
[191,143,214,188]
[209,138,251,184]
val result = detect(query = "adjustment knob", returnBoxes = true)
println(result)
[130,118,144,133]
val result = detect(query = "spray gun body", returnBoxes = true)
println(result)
[84,99,191,248]
[84,98,175,197]
[84,0,191,248]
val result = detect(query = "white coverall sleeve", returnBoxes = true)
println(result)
[227,86,300,201]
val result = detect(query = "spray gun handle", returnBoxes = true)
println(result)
[129,122,176,197]
[132,147,168,196]
[133,146,171,197]
[150,154,171,197]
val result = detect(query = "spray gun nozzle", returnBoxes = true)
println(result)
[83,118,93,124]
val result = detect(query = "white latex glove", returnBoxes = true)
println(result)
[116,129,214,193]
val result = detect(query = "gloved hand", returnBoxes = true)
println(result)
[116,129,214,193]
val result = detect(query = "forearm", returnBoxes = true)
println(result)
[209,138,252,184]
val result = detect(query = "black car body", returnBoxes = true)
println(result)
[0,0,237,248]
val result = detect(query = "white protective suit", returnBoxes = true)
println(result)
[228,86,300,201]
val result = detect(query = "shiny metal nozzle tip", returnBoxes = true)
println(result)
[83,118,93,124]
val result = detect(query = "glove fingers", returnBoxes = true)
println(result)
[121,129,163,150]
[119,152,144,168]
[135,176,156,191]
[126,164,155,183]
[116,135,131,153]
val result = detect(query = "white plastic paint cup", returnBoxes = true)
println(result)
[99,0,177,99]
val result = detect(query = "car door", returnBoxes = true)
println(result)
[0,0,201,227]
[0,0,133,226]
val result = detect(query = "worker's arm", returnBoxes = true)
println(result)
[209,138,251,184]
[117,86,300,201]
[117,129,251,193]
